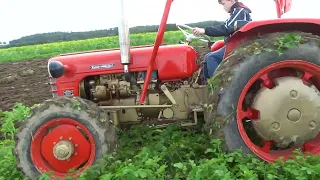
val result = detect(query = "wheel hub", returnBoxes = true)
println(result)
[251,76,320,148]
[287,108,301,122]
[53,140,74,160]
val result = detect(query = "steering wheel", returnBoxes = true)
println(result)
[176,24,211,43]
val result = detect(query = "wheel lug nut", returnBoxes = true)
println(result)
[290,90,298,98]
[271,122,280,130]
[309,120,316,129]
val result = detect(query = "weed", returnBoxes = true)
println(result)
[0,104,319,180]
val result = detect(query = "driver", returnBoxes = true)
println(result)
[192,0,252,81]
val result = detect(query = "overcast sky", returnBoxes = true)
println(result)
[0,0,317,42]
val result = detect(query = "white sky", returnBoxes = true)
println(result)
[0,0,317,42]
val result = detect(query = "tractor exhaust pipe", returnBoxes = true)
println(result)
[118,0,131,81]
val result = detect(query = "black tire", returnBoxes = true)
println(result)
[204,32,320,158]
[14,96,118,180]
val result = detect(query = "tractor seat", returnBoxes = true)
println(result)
[210,40,225,52]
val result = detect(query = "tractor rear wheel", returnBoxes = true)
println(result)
[14,96,117,179]
[204,32,320,162]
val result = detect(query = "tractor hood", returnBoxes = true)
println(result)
[47,44,200,80]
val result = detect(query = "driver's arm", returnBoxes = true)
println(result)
[204,8,251,37]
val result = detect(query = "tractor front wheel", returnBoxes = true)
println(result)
[14,96,117,180]
[204,34,320,162]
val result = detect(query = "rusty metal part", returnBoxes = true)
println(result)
[79,80,87,99]
[251,77,320,148]
[79,73,207,126]
[161,84,177,106]
[109,111,119,127]
[163,108,174,119]
[99,85,206,125]
[92,85,110,101]
[53,140,75,160]
[119,81,131,97]
[100,104,173,109]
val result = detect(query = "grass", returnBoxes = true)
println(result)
[0,31,221,63]
[0,104,320,180]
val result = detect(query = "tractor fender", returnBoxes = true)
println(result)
[224,18,320,57]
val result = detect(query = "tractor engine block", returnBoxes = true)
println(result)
[79,71,206,124]
[80,72,160,103]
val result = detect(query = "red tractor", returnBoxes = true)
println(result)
[14,0,320,179]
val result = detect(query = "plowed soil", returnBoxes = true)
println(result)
[0,59,52,111]
[0,45,210,111]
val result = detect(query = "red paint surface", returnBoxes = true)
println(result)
[31,118,95,178]
[210,40,225,52]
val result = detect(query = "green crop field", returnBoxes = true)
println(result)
[0,31,221,63]
[0,30,320,180]
[1,104,320,180]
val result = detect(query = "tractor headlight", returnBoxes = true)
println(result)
[48,61,65,78]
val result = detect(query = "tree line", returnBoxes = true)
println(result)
[0,20,223,49]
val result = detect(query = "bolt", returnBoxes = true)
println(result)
[53,142,56,145]
[60,136,63,140]
[58,149,66,156]
[309,120,316,129]
[271,122,280,130]
[75,144,78,147]
[287,108,301,122]
[74,152,77,156]
[69,137,72,140]
[290,90,298,98]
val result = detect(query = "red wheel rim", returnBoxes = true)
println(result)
[237,60,320,162]
[30,118,96,178]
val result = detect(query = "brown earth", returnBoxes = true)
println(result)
[0,45,210,112]
[0,59,52,111]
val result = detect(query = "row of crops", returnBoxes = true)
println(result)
[0,31,221,63]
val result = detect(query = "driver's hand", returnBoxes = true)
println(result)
[192,27,205,35]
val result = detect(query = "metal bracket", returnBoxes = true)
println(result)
[160,84,178,107]
[181,108,200,126]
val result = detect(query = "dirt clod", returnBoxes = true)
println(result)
[0,75,19,84]
[0,59,51,111]
[19,69,35,77]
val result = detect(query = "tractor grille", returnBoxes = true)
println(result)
[49,76,58,98]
